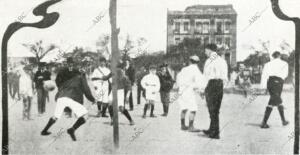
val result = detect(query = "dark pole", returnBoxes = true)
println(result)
[1,1,61,154]
[270,0,300,153]
[295,21,300,154]
[109,0,120,148]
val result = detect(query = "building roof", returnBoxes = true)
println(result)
[168,4,237,15]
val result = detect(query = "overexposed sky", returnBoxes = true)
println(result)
[0,0,299,60]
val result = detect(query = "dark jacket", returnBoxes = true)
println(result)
[55,74,95,104]
[34,70,51,89]
[116,69,131,91]
[157,71,174,92]
[55,67,81,88]
[125,66,135,85]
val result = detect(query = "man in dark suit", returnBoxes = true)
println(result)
[136,67,147,105]
[125,60,135,111]
[34,62,51,115]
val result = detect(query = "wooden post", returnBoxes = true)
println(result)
[109,0,120,148]
[270,0,300,153]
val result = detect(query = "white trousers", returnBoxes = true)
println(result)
[54,97,88,119]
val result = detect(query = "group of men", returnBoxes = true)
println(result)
[176,43,289,139]
[177,43,227,139]
[40,56,174,141]
[9,62,51,120]
[13,43,290,141]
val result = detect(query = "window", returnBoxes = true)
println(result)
[204,37,210,45]
[175,37,181,44]
[183,22,189,31]
[195,22,202,33]
[225,37,231,48]
[174,22,180,33]
[203,22,209,34]
[216,37,222,45]
[225,21,231,33]
[216,21,223,33]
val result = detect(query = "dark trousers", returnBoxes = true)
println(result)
[125,88,134,110]
[160,91,170,114]
[205,79,224,136]
[12,83,20,99]
[37,88,47,114]
[137,85,145,105]
[267,76,284,106]
[8,82,13,98]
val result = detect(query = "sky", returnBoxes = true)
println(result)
[0,0,299,61]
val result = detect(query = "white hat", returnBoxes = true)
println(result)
[189,55,200,62]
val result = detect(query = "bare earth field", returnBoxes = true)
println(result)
[0,84,295,154]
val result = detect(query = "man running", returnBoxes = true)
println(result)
[41,67,96,141]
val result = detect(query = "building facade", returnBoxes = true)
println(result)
[167,4,237,66]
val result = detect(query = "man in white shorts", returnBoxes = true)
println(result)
[41,73,96,141]
[177,55,207,132]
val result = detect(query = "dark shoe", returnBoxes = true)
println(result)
[203,130,211,136]
[130,120,135,126]
[261,107,272,127]
[142,115,146,118]
[150,114,157,118]
[161,113,167,117]
[96,111,101,117]
[181,125,189,131]
[67,128,76,141]
[129,108,134,111]
[188,126,201,132]
[260,123,270,129]
[209,134,220,139]
[101,114,109,118]
[41,130,51,136]
[283,121,289,126]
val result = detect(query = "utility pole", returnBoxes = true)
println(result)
[270,0,300,154]
[109,0,120,149]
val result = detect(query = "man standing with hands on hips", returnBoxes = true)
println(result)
[203,44,228,139]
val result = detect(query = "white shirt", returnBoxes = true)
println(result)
[141,73,160,100]
[91,66,111,86]
[260,58,288,89]
[141,73,160,92]
[177,64,207,93]
[203,52,228,82]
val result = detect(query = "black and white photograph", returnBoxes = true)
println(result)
[0,0,300,154]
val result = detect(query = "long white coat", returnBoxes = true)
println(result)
[91,66,111,103]
[176,64,207,111]
[141,73,160,101]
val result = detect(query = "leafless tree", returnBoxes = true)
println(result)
[22,40,56,63]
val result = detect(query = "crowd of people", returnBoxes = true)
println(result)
[10,43,290,141]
